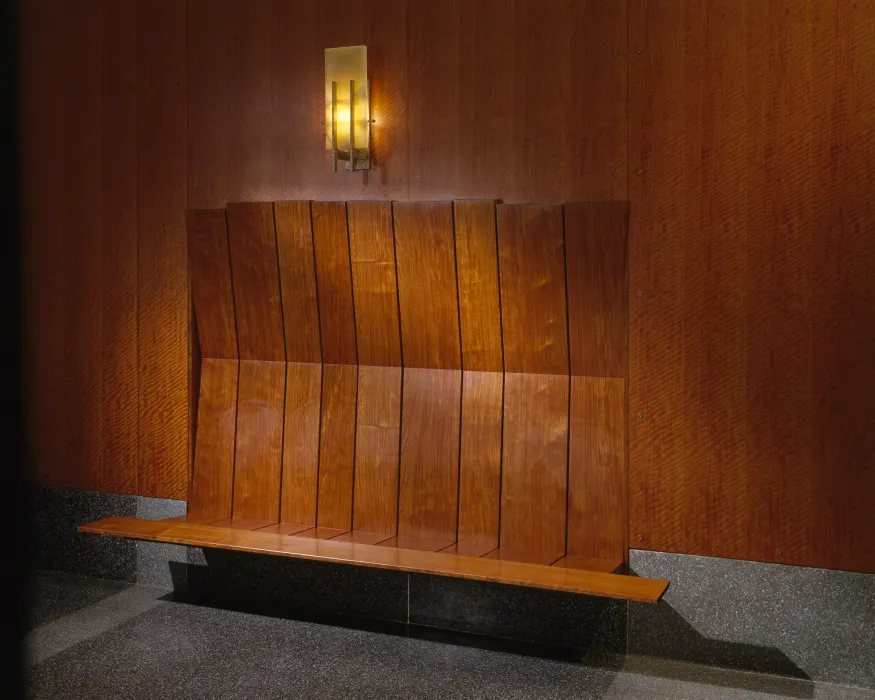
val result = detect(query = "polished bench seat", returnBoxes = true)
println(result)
[79,516,668,603]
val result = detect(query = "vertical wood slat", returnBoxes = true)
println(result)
[274,201,323,528]
[232,360,285,522]
[189,358,238,519]
[348,201,403,538]
[496,204,570,559]
[498,373,569,560]
[137,0,188,499]
[317,363,358,531]
[280,362,322,527]
[497,205,568,376]
[453,199,504,557]
[397,368,462,546]
[312,201,357,366]
[275,200,322,364]
[454,371,503,557]
[393,202,461,370]
[393,201,463,548]
[186,209,237,359]
[348,201,402,368]
[226,202,286,362]
[568,377,626,562]
[353,366,402,536]
[454,200,502,372]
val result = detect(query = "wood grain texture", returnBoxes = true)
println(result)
[275,201,321,364]
[398,368,462,542]
[186,0,230,208]
[317,363,358,530]
[187,209,237,360]
[454,200,502,372]
[629,0,875,573]
[457,371,503,554]
[353,366,402,536]
[81,517,669,602]
[188,359,238,519]
[226,201,285,362]
[408,0,627,202]
[232,361,286,522]
[565,201,628,378]
[500,373,569,558]
[348,201,401,367]
[137,0,188,499]
[806,0,875,574]
[312,201,358,365]
[24,0,140,494]
[393,202,461,369]
[280,362,323,527]
[568,376,626,563]
[99,0,139,493]
[497,205,568,375]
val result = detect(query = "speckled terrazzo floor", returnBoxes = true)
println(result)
[24,571,875,700]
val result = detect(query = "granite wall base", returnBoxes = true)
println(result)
[30,485,187,589]
[629,549,875,689]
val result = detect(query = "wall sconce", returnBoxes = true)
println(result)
[325,45,371,172]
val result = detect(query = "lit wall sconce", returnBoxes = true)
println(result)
[325,45,371,172]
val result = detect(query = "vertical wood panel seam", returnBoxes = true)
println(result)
[345,202,359,530]
[271,202,288,519]
[309,201,325,363]
[493,201,506,550]
[310,202,325,526]
[561,204,572,557]
[451,202,464,543]
[391,201,405,536]
[227,208,241,516]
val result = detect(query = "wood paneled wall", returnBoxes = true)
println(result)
[22,0,875,574]
[629,0,875,574]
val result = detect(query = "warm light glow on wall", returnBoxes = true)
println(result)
[325,45,370,172]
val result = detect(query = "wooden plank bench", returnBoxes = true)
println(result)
[80,516,666,603]
[81,199,668,604]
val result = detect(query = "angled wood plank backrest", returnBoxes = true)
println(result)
[187,199,629,564]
